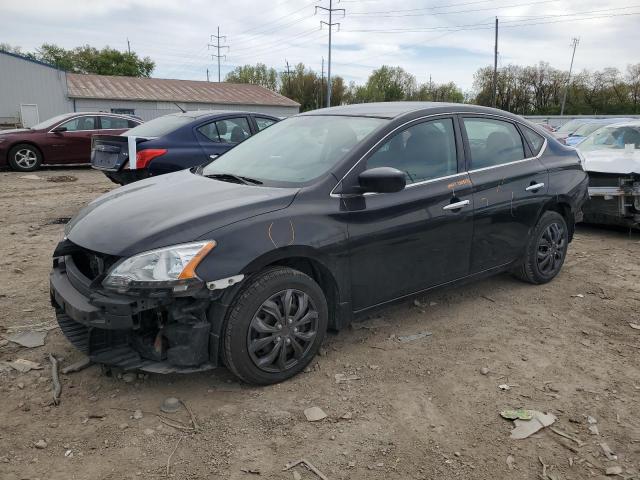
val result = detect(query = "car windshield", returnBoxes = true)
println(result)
[579,124,640,152]
[124,114,192,137]
[556,119,592,134]
[30,114,74,130]
[572,122,606,137]
[200,115,388,186]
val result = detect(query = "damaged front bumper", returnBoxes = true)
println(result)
[50,247,224,373]
[584,173,640,228]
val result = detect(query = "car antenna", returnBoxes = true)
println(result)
[173,102,186,113]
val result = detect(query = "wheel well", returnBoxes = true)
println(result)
[545,202,574,241]
[7,142,44,163]
[267,257,340,330]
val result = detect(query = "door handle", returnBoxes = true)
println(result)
[209,154,218,159]
[525,182,545,192]
[442,199,470,211]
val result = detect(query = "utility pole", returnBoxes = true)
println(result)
[126,38,131,54]
[316,0,345,108]
[208,26,229,82]
[560,37,580,116]
[285,60,292,94]
[206,68,210,82]
[491,17,499,108]
[320,57,324,109]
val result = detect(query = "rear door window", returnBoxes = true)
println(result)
[59,116,98,132]
[366,117,458,184]
[216,117,251,144]
[100,116,130,130]
[462,118,525,169]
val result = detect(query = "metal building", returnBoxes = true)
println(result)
[0,51,72,127]
[1,51,300,127]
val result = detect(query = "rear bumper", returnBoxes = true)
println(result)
[93,167,150,185]
[50,254,217,373]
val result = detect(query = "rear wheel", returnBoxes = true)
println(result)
[8,144,42,171]
[514,211,568,284]
[222,267,328,385]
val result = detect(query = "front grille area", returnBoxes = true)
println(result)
[70,246,120,281]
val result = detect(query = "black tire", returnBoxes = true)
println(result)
[222,266,328,385]
[8,143,43,171]
[513,211,569,284]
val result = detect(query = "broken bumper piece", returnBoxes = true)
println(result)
[584,173,640,228]
[50,253,218,374]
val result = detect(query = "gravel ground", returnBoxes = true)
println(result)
[0,168,639,480]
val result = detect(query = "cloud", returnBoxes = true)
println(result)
[2,0,638,91]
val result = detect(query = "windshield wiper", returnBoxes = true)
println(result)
[205,173,262,185]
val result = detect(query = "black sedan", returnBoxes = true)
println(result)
[50,102,588,384]
[91,110,279,184]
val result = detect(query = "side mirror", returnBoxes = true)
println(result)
[51,126,67,133]
[358,167,406,194]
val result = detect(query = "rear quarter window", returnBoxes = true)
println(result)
[522,126,546,155]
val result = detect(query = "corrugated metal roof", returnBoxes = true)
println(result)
[66,73,300,107]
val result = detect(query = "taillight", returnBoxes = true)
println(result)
[136,149,167,169]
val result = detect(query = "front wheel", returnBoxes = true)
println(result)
[513,211,569,284]
[222,267,328,385]
[8,144,42,171]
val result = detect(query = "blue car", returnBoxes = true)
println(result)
[564,118,632,146]
[91,110,279,184]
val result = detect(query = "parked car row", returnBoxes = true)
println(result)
[49,102,589,383]
[0,113,142,171]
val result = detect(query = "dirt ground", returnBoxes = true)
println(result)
[0,168,639,480]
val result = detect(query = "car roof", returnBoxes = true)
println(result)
[166,110,273,119]
[299,102,526,120]
[598,120,640,128]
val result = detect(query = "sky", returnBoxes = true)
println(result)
[1,0,639,92]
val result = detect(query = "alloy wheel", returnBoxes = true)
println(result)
[536,222,566,276]
[15,148,38,169]
[247,289,319,373]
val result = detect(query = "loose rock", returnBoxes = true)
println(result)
[34,440,47,449]
[304,406,327,422]
[133,410,143,420]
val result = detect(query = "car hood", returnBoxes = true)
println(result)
[582,149,640,174]
[66,169,298,257]
[0,128,31,136]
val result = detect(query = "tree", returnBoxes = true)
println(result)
[34,44,154,77]
[225,63,278,91]
[359,66,417,102]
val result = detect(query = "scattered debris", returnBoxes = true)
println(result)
[550,427,586,446]
[605,466,623,476]
[498,384,512,391]
[506,455,515,470]
[600,443,618,461]
[481,294,496,303]
[34,440,48,449]
[501,409,534,420]
[166,435,185,477]
[334,373,361,383]
[64,449,73,458]
[133,410,144,420]
[121,372,137,383]
[44,217,72,225]
[61,357,92,374]
[509,411,557,440]
[571,294,585,298]
[47,175,77,183]
[161,397,181,414]
[6,330,47,348]
[589,425,599,435]
[304,407,327,422]
[284,459,329,480]
[292,471,302,480]
[49,354,61,406]
[397,331,432,342]
[629,323,640,330]
[587,416,597,424]
[19,174,43,180]
[240,467,261,475]
[9,358,43,373]
[340,412,353,420]
[480,367,490,375]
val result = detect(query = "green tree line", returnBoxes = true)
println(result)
[0,43,154,77]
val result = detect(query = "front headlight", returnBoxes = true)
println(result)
[103,241,216,291]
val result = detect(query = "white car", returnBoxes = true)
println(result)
[578,121,640,228]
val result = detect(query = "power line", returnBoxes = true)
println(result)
[208,26,229,82]
[348,0,559,17]
[316,0,345,108]
[560,37,580,116]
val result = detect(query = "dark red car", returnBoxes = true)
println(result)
[0,112,142,172]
